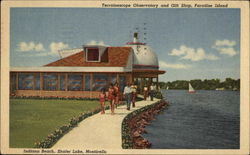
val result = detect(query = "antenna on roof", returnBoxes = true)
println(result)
[143,22,147,43]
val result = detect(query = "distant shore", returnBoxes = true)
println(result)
[159,78,240,91]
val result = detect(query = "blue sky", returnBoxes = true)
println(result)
[10,8,240,82]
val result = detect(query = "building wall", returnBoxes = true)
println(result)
[10,72,132,98]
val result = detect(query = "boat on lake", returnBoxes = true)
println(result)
[188,83,195,93]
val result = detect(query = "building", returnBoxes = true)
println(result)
[10,33,165,98]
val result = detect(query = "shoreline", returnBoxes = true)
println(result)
[122,99,169,149]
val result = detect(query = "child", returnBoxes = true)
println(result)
[99,88,106,114]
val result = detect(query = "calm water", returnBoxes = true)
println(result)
[143,90,240,149]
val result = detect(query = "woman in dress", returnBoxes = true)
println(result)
[108,83,115,115]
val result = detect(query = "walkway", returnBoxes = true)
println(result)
[52,98,160,149]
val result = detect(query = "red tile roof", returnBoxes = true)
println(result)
[45,47,131,67]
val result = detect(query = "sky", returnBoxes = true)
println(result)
[10,8,240,82]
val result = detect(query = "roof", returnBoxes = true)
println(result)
[133,69,166,74]
[45,47,132,67]
[10,66,131,73]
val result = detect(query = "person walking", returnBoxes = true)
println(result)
[143,85,148,100]
[149,83,156,101]
[99,88,106,114]
[123,82,132,110]
[131,83,137,107]
[114,82,120,108]
[108,83,115,115]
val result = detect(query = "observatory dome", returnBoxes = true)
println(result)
[125,33,159,69]
[126,44,159,67]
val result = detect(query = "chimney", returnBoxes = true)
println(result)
[133,32,138,43]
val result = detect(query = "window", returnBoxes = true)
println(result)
[43,74,58,90]
[85,74,91,91]
[18,73,34,90]
[60,74,66,91]
[35,74,40,90]
[68,74,83,91]
[10,73,17,91]
[110,75,117,85]
[86,48,99,61]
[119,75,127,92]
[92,74,108,91]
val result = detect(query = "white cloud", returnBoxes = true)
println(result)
[17,42,70,57]
[212,39,238,57]
[169,45,219,61]
[213,47,237,57]
[214,39,236,47]
[49,42,69,55]
[86,40,108,46]
[17,41,45,52]
[159,60,191,69]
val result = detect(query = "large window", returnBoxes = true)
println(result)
[35,74,40,90]
[85,74,91,91]
[10,73,17,92]
[86,48,99,61]
[43,74,58,90]
[18,73,34,90]
[92,74,108,91]
[110,75,117,85]
[119,75,127,92]
[68,74,83,91]
[60,74,66,91]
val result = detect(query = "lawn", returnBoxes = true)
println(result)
[10,99,100,148]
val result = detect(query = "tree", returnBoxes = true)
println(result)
[161,78,240,90]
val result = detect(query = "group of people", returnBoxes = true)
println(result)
[143,83,157,101]
[99,83,120,115]
[99,82,156,115]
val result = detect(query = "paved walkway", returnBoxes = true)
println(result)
[52,98,160,149]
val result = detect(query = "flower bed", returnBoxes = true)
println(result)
[122,99,169,149]
[10,96,99,101]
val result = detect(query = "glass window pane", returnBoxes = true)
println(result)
[43,74,58,91]
[10,73,16,91]
[119,76,127,92]
[92,74,108,91]
[68,74,82,91]
[60,74,65,91]
[110,75,117,85]
[87,48,99,61]
[35,74,40,90]
[85,74,91,91]
[18,73,34,90]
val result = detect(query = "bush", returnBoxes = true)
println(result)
[154,91,163,99]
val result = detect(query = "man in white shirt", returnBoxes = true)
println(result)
[149,83,156,101]
[123,82,132,110]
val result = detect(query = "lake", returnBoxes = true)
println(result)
[143,90,240,149]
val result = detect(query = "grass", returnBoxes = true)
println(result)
[10,99,100,148]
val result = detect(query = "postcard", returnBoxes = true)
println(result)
[1,0,249,154]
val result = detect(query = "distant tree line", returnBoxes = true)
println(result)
[159,78,240,90]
